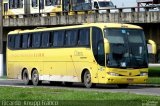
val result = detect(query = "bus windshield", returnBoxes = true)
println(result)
[104,28,148,68]
[98,1,114,7]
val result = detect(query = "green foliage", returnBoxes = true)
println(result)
[149,68,160,77]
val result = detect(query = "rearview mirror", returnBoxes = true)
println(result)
[104,38,110,54]
[147,39,157,54]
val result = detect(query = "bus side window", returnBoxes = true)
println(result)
[8,35,15,49]
[22,34,29,49]
[49,31,54,47]
[65,29,78,46]
[15,35,21,49]
[78,28,90,47]
[27,34,32,48]
[94,2,99,9]
[17,0,23,8]
[32,33,42,48]
[46,0,54,6]
[9,0,13,9]
[54,31,65,47]
[92,27,105,66]
[42,31,50,48]
[55,0,61,5]
[32,0,38,7]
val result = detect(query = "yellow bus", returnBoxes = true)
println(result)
[7,23,148,88]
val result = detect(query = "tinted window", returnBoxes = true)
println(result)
[15,35,21,49]
[78,28,90,46]
[54,31,65,47]
[32,33,41,48]
[32,0,38,7]
[9,0,23,9]
[65,30,78,46]
[42,32,50,48]
[22,34,29,49]
[92,27,105,66]
[8,35,15,49]
[45,0,55,6]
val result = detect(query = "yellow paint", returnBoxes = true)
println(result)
[7,23,148,84]
[148,39,157,54]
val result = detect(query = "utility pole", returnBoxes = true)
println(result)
[0,0,3,77]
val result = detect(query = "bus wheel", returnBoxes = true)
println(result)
[117,84,128,88]
[83,71,95,88]
[22,69,31,85]
[31,69,41,86]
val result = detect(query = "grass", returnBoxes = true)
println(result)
[0,87,160,106]
[147,77,160,84]
[149,67,160,77]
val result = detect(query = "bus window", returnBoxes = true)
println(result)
[17,0,23,8]
[4,3,8,12]
[45,0,55,6]
[40,0,44,9]
[15,35,21,49]
[55,0,61,5]
[78,28,90,46]
[8,35,15,49]
[92,27,105,66]
[54,31,65,47]
[9,0,14,9]
[32,0,38,7]
[22,34,29,49]
[32,33,41,48]
[42,32,50,48]
[65,30,78,46]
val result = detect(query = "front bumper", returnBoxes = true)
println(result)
[105,76,148,84]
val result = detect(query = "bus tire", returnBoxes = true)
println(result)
[117,84,128,88]
[22,69,32,85]
[83,71,95,88]
[31,69,41,86]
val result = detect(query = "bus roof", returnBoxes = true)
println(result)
[8,23,142,35]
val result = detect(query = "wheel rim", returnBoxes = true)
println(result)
[33,72,39,83]
[32,71,39,84]
[84,72,91,87]
[85,73,91,85]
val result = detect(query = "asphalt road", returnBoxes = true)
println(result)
[0,79,160,96]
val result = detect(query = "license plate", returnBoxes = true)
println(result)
[127,78,134,83]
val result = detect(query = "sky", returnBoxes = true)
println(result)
[112,0,137,7]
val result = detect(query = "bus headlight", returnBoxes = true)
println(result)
[107,72,119,76]
[140,72,148,76]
